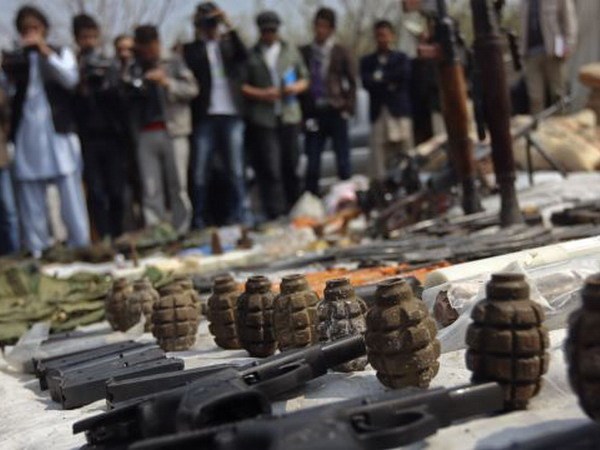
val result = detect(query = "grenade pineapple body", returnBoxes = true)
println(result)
[566,273,600,420]
[130,278,160,332]
[105,278,139,331]
[466,273,549,410]
[366,278,440,388]
[237,276,277,357]
[153,278,200,351]
[274,274,320,351]
[207,274,241,349]
[317,278,367,372]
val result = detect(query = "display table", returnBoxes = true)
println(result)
[0,323,591,450]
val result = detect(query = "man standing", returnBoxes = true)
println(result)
[183,2,248,229]
[114,34,135,77]
[520,0,578,114]
[126,25,197,233]
[0,77,19,255]
[360,20,412,181]
[73,14,128,239]
[242,11,309,219]
[3,6,89,256]
[300,7,357,196]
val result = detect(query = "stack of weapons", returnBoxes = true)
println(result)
[61,270,558,449]
[27,266,600,447]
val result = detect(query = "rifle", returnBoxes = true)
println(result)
[73,335,366,447]
[470,0,523,226]
[128,383,504,450]
[427,0,482,215]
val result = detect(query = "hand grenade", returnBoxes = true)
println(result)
[207,274,242,349]
[152,280,200,352]
[105,278,138,331]
[129,278,160,332]
[161,276,201,315]
[237,275,277,357]
[273,274,320,352]
[317,278,368,372]
[366,278,440,389]
[466,273,549,410]
[566,273,600,420]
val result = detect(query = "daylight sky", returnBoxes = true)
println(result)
[0,0,346,50]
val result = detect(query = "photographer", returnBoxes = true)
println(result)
[125,25,197,234]
[2,6,89,257]
[73,14,128,239]
[183,2,248,230]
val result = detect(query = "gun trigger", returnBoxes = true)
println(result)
[251,362,313,398]
[351,406,440,448]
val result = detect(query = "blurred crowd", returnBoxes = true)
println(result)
[0,1,577,257]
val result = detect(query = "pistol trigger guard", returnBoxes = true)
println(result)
[252,362,314,398]
[353,406,440,448]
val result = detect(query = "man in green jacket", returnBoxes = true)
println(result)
[242,11,309,220]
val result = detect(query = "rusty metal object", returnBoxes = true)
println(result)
[466,273,549,410]
[129,278,160,332]
[105,278,139,332]
[273,274,320,352]
[152,281,200,352]
[237,275,277,357]
[207,274,242,350]
[433,290,459,328]
[211,230,224,255]
[317,278,368,372]
[237,226,253,250]
[366,278,440,388]
[566,273,600,421]
[430,0,481,215]
[159,276,201,315]
[471,0,523,226]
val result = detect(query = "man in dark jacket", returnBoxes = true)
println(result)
[183,2,248,229]
[360,20,412,181]
[73,14,129,239]
[300,7,357,196]
[126,25,197,234]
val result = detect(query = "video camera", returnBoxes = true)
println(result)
[121,62,149,96]
[80,51,112,87]
[1,46,34,80]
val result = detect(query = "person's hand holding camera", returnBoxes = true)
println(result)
[145,67,169,87]
[22,31,52,57]
[215,9,233,29]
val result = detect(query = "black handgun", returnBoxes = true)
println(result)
[73,335,366,447]
[130,382,504,450]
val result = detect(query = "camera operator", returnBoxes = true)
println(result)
[124,25,197,234]
[2,6,89,257]
[183,2,248,230]
[73,14,129,239]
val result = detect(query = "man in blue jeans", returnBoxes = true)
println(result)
[183,2,248,229]
[300,7,357,196]
[0,80,19,255]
